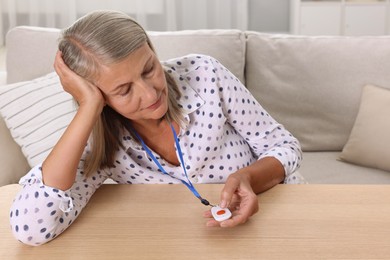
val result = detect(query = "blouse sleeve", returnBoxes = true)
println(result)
[209,56,303,181]
[9,142,109,246]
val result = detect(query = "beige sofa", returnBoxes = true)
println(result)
[1,26,390,186]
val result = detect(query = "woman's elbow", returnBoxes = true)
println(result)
[9,208,59,246]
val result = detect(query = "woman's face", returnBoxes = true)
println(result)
[96,43,168,125]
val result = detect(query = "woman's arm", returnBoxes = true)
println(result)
[226,157,285,196]
[42,52,105,190]
[203,56,303,227]
[10,159,108,246]
[9,52,108,246]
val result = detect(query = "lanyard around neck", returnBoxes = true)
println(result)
[131,123,213,207]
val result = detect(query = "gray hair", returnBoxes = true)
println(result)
[58,10,153,81]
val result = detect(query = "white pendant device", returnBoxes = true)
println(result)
[211,205,232,222]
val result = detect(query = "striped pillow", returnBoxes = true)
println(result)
[0,72,76,167]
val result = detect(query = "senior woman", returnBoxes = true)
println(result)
[10,10,304,246]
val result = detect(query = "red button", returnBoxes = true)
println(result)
[217,210,226,215]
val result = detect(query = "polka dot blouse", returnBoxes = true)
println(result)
[9,54,305,246]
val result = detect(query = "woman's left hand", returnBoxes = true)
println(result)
[204,171,259,227]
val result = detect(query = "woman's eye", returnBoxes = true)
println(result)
[143,65,154,76]
[119,87,131,96]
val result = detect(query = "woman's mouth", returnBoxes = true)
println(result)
[146,96,162,110]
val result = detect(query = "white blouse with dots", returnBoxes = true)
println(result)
[9,54,305,246]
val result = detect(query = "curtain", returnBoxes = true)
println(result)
[0,0,248,45]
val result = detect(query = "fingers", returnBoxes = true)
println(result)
[53,51,74,88]
[53,51,63,75]
[206,219,221,227]
[204,210,255,228]
[204,198,258,228]
[219,175,240,208]
[203,195,239,219]
[53,51,105,110]
[218,198,258,228]
[204,173,259,228]
[54,51,76,81]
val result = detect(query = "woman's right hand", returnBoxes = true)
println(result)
[54,51,105,112]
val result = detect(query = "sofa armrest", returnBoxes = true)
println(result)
[0,117,30,186]
[0,71,6,86]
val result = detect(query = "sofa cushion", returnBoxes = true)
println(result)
[0,72,76,168]
[300,152,390,184]
[340,84,390,172]
[6,26,246,84]
[245,32,390,151]
[6,26,61,84]
[149,30,246,84]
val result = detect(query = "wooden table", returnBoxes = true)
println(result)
[1,184,390,259]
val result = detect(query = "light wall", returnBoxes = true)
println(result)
[248,0,290,33]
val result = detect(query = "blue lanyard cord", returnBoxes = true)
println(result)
[130,123,212,207]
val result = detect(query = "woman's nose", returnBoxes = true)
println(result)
[136,79,157,101]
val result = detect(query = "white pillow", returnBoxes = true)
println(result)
[339,84,390,172]
[0,72,76,167]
